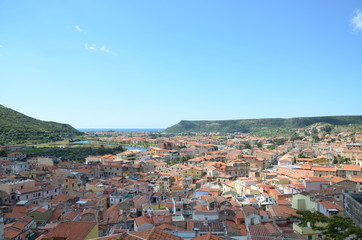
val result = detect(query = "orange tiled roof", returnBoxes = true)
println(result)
[41,221,97,240]
[123,227,182,240]
[191,232,224,240]
[341,164,361,171]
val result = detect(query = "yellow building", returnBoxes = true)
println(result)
[63,178,82,193]
[273,177,290,185]
[86,181,105,193]
[147,147,162,155]
[312,156,330,165]
[342,150,362,160]
[171,185,184,193]
[183,166,203,179]
[95,196,108,211]
[293,222,320,240]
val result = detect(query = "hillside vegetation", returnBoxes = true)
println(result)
[0,105,83,145]
[164,116,362,135]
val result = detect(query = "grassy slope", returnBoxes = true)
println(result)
[164,116,362,134]
[0,105,83,145]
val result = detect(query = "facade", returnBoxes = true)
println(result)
[344,193,362,228]
[226,161,249,177]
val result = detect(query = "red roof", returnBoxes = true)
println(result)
[40,221,97,240]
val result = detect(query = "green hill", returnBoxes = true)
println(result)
[0,105,83,145]
[164,116,362,135]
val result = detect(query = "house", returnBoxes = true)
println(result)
[205,166,218,177]
[28,157,54,166]
[249,222,305,240]
[303,177,328,192]
[341,149,362,160]
[226,161,249,177]
[292,192,318,212]
[336,164,362,178]
[8,162,30,174]
[293,221,320,240]
[312,166,336,177]
[344,193,362,228]
[0,179,37,204]
[4,216,35,240]
[242,206,261,227]
[134,216,154,231]
[278,154,294,166]
[184,167,203,179]
[15,186,43,204]
[318,201,342,216]
[192,204,218,221]
[117,150,141,161]
[7,152,26,161]
[350,176,362,192]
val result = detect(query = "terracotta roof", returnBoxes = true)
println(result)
[243,206,258,216]
[4,212,26,219]
[191,232,224,240]
[157,223,187,232]
[40,221,97,240]
[351,176,362,183]
[151,215,172,225]
[48,209,62,223]
[312,166,336,172]
[4,227,21,239]
[12,205,28,213]
[341,164,361,171]
[306,176,328,182]
[123,227,182,240]
[248,223,305,240]
[268,205,298,218]
[320,201,343,211]
[18,186,42,194]
[135,216,153,227]
[328,176,347,183]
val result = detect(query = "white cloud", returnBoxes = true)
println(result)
[100,46,110,53]
[74,25,85,32]
[84,43,113,54]
[85,43,96,50]
[351,9,362,30]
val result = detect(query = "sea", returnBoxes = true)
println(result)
[77,128,164,133]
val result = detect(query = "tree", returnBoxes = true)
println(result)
[0,150,6,157]
[243,141,252,149]
[293,210,362,240]
[181,155,193,162]
[336,157,350,164]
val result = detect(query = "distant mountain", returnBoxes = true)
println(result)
[163,116,362,134]
[0,105,83,145]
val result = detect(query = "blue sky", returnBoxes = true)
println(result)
[0,1,361,128]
